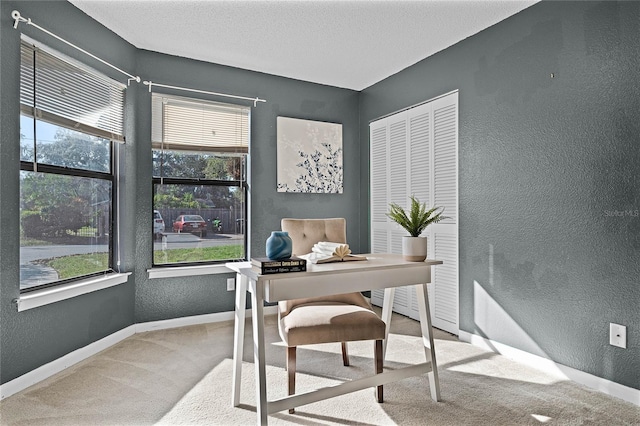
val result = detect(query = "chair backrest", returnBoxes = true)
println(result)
[281,218,346,256]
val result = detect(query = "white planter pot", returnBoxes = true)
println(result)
[402,236,427,262]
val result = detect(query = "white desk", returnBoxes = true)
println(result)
[227,253,443,425]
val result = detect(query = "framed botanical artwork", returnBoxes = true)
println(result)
[276,116,343,193]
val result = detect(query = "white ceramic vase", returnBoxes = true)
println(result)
[402,236,427,262]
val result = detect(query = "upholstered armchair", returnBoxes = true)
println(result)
[279,218,386,413]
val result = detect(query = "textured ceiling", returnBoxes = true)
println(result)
[69,0,537,90]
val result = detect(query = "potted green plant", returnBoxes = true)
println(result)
[387,196,447,261]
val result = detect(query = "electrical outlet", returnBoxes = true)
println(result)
[610,323,626,348]
[227,278,235,291]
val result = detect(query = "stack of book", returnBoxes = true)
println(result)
[251,256,307,275]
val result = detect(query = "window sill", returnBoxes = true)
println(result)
[17,272,131,312]
[147,264,235,279]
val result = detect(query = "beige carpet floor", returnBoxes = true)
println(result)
[1,311,638,425]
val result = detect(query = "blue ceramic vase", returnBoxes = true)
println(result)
[266,231,292,260]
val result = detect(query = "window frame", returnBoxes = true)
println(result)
[19,137,117,294]
[150,93,250,268]
[151,176,248,268]
[18,38,124,294]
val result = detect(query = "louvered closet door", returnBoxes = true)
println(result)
[370,114,413,309]
[429,94,458,333]
[370,120,389,307]
[406,106,433,319]
[387,115,412,314]
[370,91,459,335]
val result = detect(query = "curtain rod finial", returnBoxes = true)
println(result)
[12,10,25,29]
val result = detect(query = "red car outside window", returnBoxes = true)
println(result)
[172,215,207,237]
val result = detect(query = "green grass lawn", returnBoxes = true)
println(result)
[153,245,244,264]
[43,245,244,279]
[45,253,109,279]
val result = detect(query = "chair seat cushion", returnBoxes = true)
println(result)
[279,301,386,347]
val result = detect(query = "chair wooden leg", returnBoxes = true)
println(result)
[287,346,296,414]
[375,339,383,403]
[341,341,350,366]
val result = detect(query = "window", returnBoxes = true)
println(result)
[19,39,125,292]
[151,93,248,266]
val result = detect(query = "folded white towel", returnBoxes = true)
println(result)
[316,241,344,250]
[311,246,333,256]
[303,242,350,263]
[311,241,347,256]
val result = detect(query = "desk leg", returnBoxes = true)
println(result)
[415,283,440,401]
[380,287,396,361]
[232,273,248,407]
[250,278,268,425]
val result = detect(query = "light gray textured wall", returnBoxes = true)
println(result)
[359,1,639,390]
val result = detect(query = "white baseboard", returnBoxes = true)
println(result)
[0,306,278,400]
[135,305,278,333]
[458,330,640,407]
[0,325,135,400]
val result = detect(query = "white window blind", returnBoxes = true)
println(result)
[19,39,125,142]
[151,93,249,154]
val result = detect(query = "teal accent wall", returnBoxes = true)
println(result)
[359,1,639,390]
